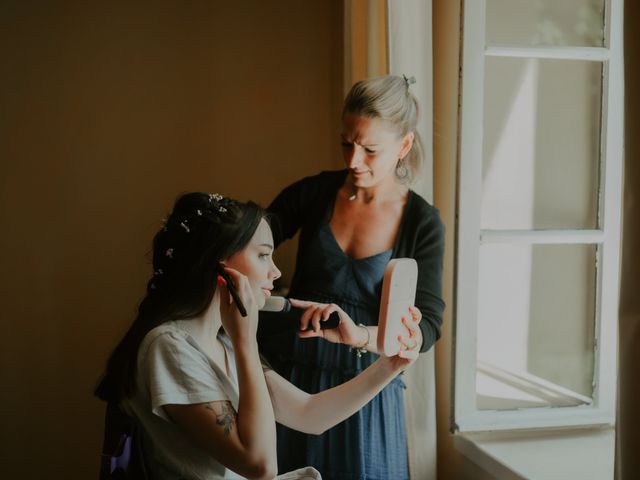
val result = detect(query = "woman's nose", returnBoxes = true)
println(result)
[270,263,282,281]
[346,147,364,169]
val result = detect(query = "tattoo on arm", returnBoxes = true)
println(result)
[205,401,237,436]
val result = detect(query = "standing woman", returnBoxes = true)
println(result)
[260,75,445,479]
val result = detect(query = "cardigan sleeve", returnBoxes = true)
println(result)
[405,201,446,353]
[266,170,346,247]
[266,176,309,248]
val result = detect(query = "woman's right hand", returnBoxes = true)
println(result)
[289,298,368,347]
[217,267,259,344]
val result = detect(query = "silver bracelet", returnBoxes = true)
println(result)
[351,323,370,358]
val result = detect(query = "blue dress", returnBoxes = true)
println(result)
[262,169,445,479]
[275,222,408,480]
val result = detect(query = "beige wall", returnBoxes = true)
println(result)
[0,1,342,477]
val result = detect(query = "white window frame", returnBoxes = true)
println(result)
[454,0,624,432]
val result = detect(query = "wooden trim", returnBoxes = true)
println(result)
[343,0,388,93]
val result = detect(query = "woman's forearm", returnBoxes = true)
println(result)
[234,341,277,469]
[276,357,401,435]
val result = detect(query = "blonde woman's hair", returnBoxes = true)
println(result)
[342,75,423,184]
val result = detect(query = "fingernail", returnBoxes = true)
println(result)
[217,275,226,286]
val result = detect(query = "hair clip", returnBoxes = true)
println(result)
[165,248,174,258]
[218,206,227,213]
[209,193,223,202]
[150,283,156,290]
[161,217,169,232]
[196,209,202,216]
[402,74,416,87]
[154,269,164,276]
[180,221,190,233]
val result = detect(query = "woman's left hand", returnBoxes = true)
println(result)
[288,298,367,347]
[393,306,423,361]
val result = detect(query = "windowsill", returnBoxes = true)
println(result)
[454,426,615,480]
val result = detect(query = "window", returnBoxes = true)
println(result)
[454,0,624,432]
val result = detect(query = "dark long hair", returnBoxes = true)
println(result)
[95,192,264,403]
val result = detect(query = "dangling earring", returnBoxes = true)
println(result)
[395,158,409,180]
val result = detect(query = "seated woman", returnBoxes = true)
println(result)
[95,192,421,480]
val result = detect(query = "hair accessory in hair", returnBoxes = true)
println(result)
[150,283,156,290]
[208,193,227,213]
[196,209,202,216]
[165,248,174,258]
[161,217,169,231]
[180,221,190,233]
[154,269,164,276]
[402,74,416,87]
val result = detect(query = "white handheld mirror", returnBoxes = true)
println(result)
[377,258,418,356]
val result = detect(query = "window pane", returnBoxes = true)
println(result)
[486,0,605,47]
[476,244,596,411]
[481,58,601,230]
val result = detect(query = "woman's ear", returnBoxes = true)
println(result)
[216,261,227,276]
[399,131,415,159]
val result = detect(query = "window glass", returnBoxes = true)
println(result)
[481,57,601,230]
[476,243,597,410]
[486,0,605,47]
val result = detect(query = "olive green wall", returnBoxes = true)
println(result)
[0,1,342,477]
